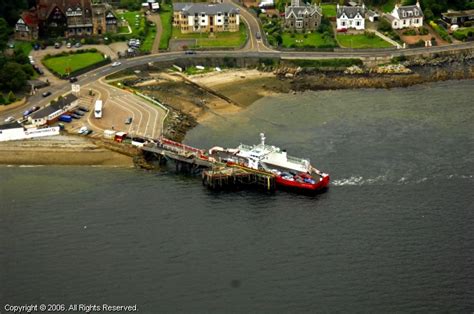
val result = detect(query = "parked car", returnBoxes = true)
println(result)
[33,65,44,75]
[84,129,93,136]
[125,117,133,124]
[59,115,72,122]
[31,106,40,113]
[78,126,88,134]
[78,106,89,112]
[70,114,81,119]
[256,31,261,39]
[74,110,84,116]
[54,42,61,48]
[4,116,15,123]
[111,61,122,67]
[74,42,82,48]
[42,91,52,97]
[33,43,40,50]
[185,50,196,55]
[66,42,72,48]
[69,76,78,83]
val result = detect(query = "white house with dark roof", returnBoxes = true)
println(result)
[336,3,366,30]
[387,1,423,29]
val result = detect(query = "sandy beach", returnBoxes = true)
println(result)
[0,135,134,166]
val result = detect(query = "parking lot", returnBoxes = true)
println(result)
[65,80,165,140]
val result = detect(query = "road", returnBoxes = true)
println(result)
[1,0,474,138]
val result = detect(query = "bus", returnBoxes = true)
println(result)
[94,100,103,119]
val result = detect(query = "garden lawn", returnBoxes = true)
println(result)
[321,4,336,17]
[117,11,145,36]
[455,26,474,35]
[14,41,33,55]
[171,24,247,48]
[141,26,156,52]
[43,52,105,76]
[281,32,337,48]
[336,33,393,48]
[159,3,173,50]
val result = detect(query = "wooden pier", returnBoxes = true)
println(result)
[141,138,276,192]
[202,165,276,192]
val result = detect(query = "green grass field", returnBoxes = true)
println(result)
[336,33,393,48]
[454,26,474,36]
[43,52,105,75]
[141,26,156,52]
[159,3,173,50]
[14,41,33,55]
[281,32,337,48]
[117,11,145,36]
[321,4,337,17]
[171,23,247,48]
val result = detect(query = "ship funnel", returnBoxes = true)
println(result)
[260,133,265,145]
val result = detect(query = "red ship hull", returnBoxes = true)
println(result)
[276,174,330,192]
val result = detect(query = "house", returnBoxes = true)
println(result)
[441,9,474,27]
[14,11,39,41]
[14,0,117,39]
[29,94,78,127]
[336,4,366,31]
[366,9,379,22]
[284,0,322,32]
[386,1,423,29]
[173,3,240,34]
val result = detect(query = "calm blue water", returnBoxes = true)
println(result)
[1,80,473,312]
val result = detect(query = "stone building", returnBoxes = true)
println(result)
[173,3,240,34]
[284,0,322,32]
[14,0,117,39]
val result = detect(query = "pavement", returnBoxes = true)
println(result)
[2,3,474,140]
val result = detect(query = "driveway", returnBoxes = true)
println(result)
[147,13,163,54]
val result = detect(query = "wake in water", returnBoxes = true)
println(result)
[332,174,474,186]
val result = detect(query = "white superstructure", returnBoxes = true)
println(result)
[235,133,311,173]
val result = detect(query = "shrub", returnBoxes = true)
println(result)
[403,29,417,36]
[364,31,375,38]
[0,92,5,105]
[378,18,392,32]
[7,91,16,103]
[419,27,429,35]
[430,20,452,43]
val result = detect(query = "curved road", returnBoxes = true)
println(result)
[1,5,473,126]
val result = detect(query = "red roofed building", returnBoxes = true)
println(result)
[15,0,117,39]
[15,11,39,40]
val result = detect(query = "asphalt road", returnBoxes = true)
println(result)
[1,25,473,127]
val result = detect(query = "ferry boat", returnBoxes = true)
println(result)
[209,133,330,192]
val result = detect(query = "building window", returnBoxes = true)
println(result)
[356,21,360,26]
[342,21,345,26]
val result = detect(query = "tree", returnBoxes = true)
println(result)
[0,92,5,105]
[7,91,16,103]
[423,8,434,21]
[0,62,28,91]
[0,0,28,26]
[0,18,9,51]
